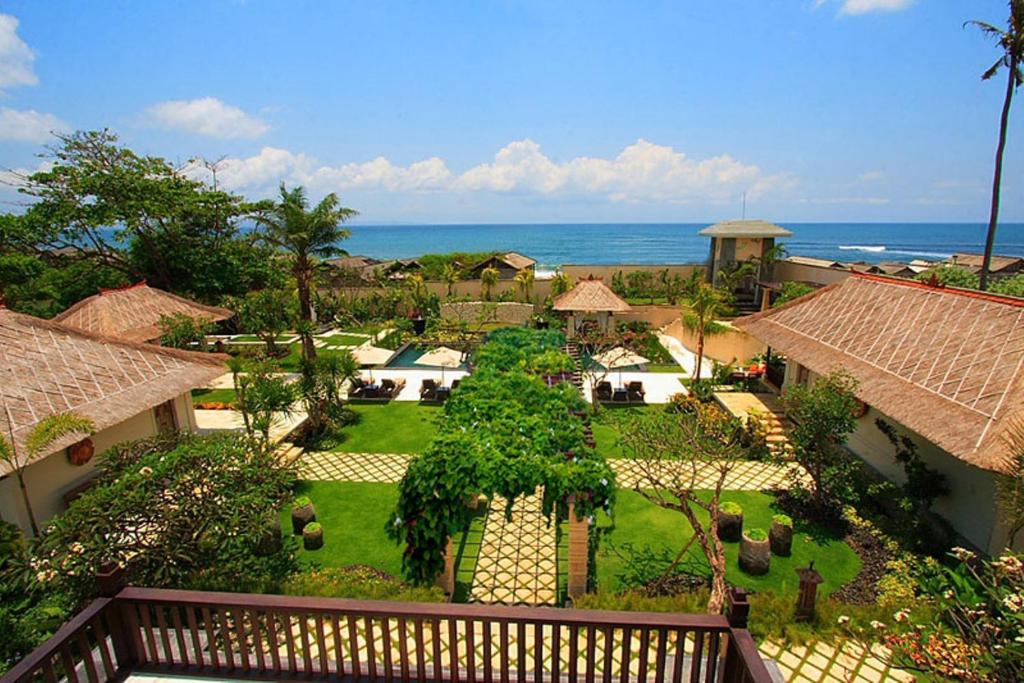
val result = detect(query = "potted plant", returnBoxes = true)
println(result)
[717,501,743,542]
[302,521,324,550]
[291,496,316,534]
[769,514,793,556]
[739,528,770,575]
[255,515,283,556]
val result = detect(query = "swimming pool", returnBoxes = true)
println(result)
[384,344,469,370]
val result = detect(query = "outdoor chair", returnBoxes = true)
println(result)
[380,378,405,399]
[349,377,368,398]
[627,381,646,403]
[420,379,439,401]
[451,379,461,390]
[595,381,613,402]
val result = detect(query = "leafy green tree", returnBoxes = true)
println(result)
[442,263,462,297]
[514,268,535,302]
[772,281,815,307]
[681,283,728,381]
[256,184,357,434]
[625,270,656,303]
[406,273,430,316]
[990,273,1024,297]
[234,288,296,356]
[968,1,1024,291]
[479,266,500,301]
[158,312,213,350]
[551,272,572,297]
[917,265,980,289]
[0,412,95,536]
[781,370,860,511]
[232,359,297,445]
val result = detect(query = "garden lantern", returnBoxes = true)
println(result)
[795,561,824,621]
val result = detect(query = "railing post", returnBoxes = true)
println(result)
[566,495,589,600]
[96,563,137,673]
[726,587,750,628]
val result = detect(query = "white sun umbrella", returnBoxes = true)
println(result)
[352,345,394,383]
[592,347,649,386]
[415,345,464,385]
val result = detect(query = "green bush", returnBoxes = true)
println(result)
[772,514,793,527]
[744,528,768,542]
[304,522,322,533]
[281,566,445,602]
[293,496,313,509]
[721,501,743,516]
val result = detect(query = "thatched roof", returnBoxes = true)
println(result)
[53,282,233,344]
[0,308,227,474]
[786,256,844,269]
[733,274,1024,473]
[470,252,537,272]
[553,278,631,313]
[699,220,792,238]
[949,253,1024,274]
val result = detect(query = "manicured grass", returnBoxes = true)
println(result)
[278,345,353,372]
[332,402,441,454]
[646,364,685,373]
[190,387,237,405]
[231,333,295,343]
[320,334,368,347]
[285,481,405,576]
[594,490,860,597]
[591,406,650,459]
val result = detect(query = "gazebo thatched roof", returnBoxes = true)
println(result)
[0,308,227,473]
[53,282,233,344]
[733,273,1024,473]
[553,277,631,313]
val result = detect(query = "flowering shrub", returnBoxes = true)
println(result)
[883,548,1024,681]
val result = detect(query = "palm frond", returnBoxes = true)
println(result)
[24,412,95,457]
[983,57,1007,80]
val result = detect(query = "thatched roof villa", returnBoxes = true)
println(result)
[469,251,537,279]
[553,276,631,338]
[734,273,1024,554]
[53,282,232,344]
[0,307,226,534]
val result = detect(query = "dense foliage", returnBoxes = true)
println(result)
[917,264,1024,297]
[389,328,615,583]
[772,281,815,307]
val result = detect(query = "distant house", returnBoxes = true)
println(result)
[52,282,233,344]
[469,252,537,280]
[875,262,919,278]
[0,308,225,534]
[734,273,1024,555]
[785,256,844,270]
[948,253,1024,276]
[325,255,422,283]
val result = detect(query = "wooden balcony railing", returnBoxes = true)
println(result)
[2,586,774,683]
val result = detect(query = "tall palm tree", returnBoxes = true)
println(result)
[681,283,728,382]
[480,266,500,301]
[1,409,95,536]
[442,263,462,298]
[258,184,358,361]
[968,1,1024,291]
[514,268,535,302]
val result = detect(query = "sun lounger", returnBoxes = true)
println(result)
[627,381,646,403]
[595,381,613,402]
[420,379,439,402]
[380,378,406,399]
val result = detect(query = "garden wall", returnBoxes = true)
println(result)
[664,317,765,365]
[561,263,705,282]
[617,304,684,329]
[440,301,536,324]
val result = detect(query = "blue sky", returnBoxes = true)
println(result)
[0,0,1021,223]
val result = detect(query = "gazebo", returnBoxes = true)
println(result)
[552,276,631,339]
[53,282,233,345]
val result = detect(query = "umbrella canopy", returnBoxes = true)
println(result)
[415,346,464,383]
[352,346,394,366]
[592,347,649,369]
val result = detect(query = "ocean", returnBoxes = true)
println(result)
[339,223,1024,275]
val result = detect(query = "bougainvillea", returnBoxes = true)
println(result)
[388,328,616,584]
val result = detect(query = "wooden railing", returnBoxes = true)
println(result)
[2,587,774,682]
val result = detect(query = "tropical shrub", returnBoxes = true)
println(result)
[281,566,445,602]
[158,312,214,349]
[772,281,814,307]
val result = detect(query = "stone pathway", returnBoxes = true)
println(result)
[468,491,559,606]
[760,639,914,683]
[300,451,805,492]
[715,391,796,459]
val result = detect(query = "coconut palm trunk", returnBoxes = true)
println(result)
[981,51,1018,291]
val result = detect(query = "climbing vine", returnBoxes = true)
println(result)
[388,328,616,584]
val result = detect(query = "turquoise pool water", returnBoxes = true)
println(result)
[385,344,469,370]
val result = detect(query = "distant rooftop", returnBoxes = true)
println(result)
[699,220,793,239]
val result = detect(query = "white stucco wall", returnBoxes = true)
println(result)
[782,362,1017,556]
[0,392,196,535]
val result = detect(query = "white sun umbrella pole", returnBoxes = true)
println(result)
[414,345,463,385]
[593,346,649,387]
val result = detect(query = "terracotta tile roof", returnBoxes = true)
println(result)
[699,220,793,238]
[52,283,233,344]
[734,273,1024,472]
[0,308,226,473]
[552,278,631,313]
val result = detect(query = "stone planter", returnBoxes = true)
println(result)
[770,517,793,556]
[291,499,316,535]
[303,523,324,550]
[255,516,283,556]
[739,529,770,575]
[717,503,743,542]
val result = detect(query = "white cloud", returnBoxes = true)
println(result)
[146,97,269,138]
[0,14,36,91]
[839,0,914,16]
[0,106,68,142]
[201,138,789,205]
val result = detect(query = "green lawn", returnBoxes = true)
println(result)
[277,345,354,371]
[285,481,405,576]
[319,334,369,347]
[190,387,237,405]
[591,406,650,459]
[594,490,860,597]
[646,364,684,373]
[231,333,295,343]
[333,402,442,454]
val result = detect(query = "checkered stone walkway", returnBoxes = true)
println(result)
[610,459,807,491]
[760,639,914,683]
[469,491,559,606]
[300,451,413,482]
